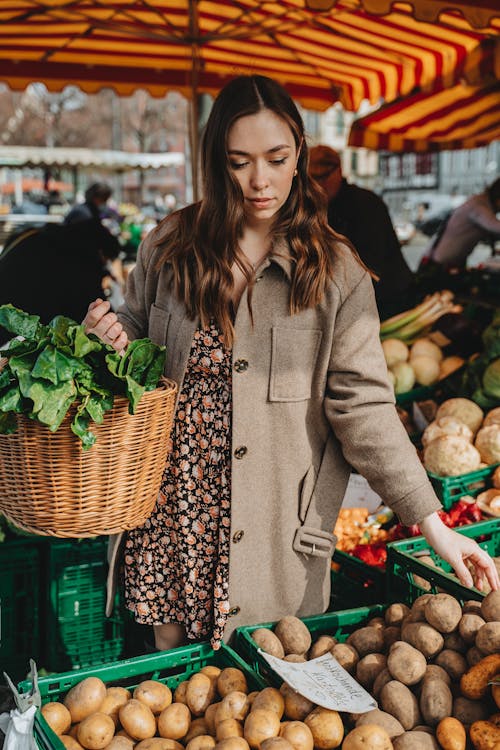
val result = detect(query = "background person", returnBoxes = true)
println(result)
[308,145,416,320]
[421,177,500,269]
[84,75,498,653]
[64,182,113,224]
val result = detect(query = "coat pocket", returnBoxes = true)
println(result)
[269,327,322,402]
[148,304,171,347]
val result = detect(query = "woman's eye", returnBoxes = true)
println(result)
[270,158,287,165]
[230,161,248,170]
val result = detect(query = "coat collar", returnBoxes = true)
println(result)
[263,235,294,282]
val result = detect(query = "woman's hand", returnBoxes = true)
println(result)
[420,512,500,592]
[83,298,129,354]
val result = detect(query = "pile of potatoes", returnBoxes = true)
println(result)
[40,662,352,750]
[251,591,500,750]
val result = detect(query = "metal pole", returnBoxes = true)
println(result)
[189,0,200,202]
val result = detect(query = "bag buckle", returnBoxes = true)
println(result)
[292,526,336,558]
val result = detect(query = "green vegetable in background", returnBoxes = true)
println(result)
[0,304,166,448]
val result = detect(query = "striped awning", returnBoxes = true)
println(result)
[0,1,498,112]
[348,79,500,151]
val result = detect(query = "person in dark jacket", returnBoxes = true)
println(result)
[309,145,416,319]
[64,182,113,224]
[0,219,120,344]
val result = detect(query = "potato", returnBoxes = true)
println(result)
[218,669,248,698]
[401,622,443,659]
[279,720,314,750]
[424,594,462,634]
[215,739,251,750]
[470,720,500,750]
[425,664,451,685]
[434,649,468,681]
[216,719,244,741]
[385,604,410,627]
[174,681,189,705]
[260,738,294,750]
[99,687,131,727]
[356,654,387,689]
[205,703,220,735]
[342,725,393,750]
[201,666,222,681]
[355,709,404,739]
[220,692,251,722]
[274,617,311,657]
[493,685,500,710]
[279,684,314,721]
[380,681,421,731]
[77,713,115,750]
[251,689,285,719]
[347,627,384,657]
[118,699,156,741]
[41,702,72,736]
[283,655,307,663]
[443,632,466,653]
[185,718,211,742]
[70,725,81,739]
[463,600,483,616]
[419,678,452,727]
[134,681,172,715]
[244,708,281,749]
[383,627,401,651]
[387,642,427,686]
[461,653,500,699]
[135,742,184,750]
[452,696,488,726]
[251,629,285,659]
[435,717,466,750]
[408,595,434,623]
[482,590,500,622]
[467,646,485,667]
[373,669,393,700]
[308,636,337,660]
[64,678,107,723]
[459,614,486,645]
[392,731,438,749]
[476,622,500,655]
[187,673,216,716]
[60,738,84,750]
[158,703,191,740]
[303,707,343,750]
[330,643,358,674]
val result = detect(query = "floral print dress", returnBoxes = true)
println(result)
[123,321,232,648]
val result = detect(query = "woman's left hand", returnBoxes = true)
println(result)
[420,512,500,592]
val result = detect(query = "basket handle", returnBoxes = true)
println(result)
[0,356,7,373]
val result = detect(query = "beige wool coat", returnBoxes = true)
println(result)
[106,227,442,639]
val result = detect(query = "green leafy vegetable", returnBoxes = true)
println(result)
[0,304,166,448]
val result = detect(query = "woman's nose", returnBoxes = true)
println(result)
[250,163,269,190]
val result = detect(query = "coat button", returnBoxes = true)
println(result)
[228,606,241,617]
[232,530,244,543]
[234,359,249,373]
[234,446,247,459]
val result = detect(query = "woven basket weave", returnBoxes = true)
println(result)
[0,377,177,537]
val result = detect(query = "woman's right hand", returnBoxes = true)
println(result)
[83,298,129,354]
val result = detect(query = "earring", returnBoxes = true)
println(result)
[293,168,298,176]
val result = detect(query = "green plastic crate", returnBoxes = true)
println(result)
[0,539,40,681]
[427,462,499,511]
[19,641,266,750]
[387,517,500,603]
[330,550,386,611]
[41,537,124,672]
[235,604,386,686]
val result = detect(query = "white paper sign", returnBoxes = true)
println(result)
[341,473,382,513]
[259,651,378,714]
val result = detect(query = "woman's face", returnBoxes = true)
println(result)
[227,109,299,228]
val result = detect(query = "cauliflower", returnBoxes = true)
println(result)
[423,435,481,476]
[474,425,500,465]
[422,417,473,448]
[435,398,484,434]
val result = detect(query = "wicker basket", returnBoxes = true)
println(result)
[0,378,177,537]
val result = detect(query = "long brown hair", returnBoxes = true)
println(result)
[156,74,363,345]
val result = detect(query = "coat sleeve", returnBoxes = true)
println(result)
[116,231,157,341]
[324,267,441,526]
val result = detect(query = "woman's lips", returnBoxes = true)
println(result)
[249,198,273,208]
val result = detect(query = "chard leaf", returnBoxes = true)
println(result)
[32,346,84,385]
[70,409,96,449]
[26,380,76,430]
[0,385,23,413]
[0,412,17,434]
[0,304,47,339]
[71,327,102,358]
[125,374,145,413]
[0,369,11,389]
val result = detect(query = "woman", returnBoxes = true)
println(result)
[84,75,498,652]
